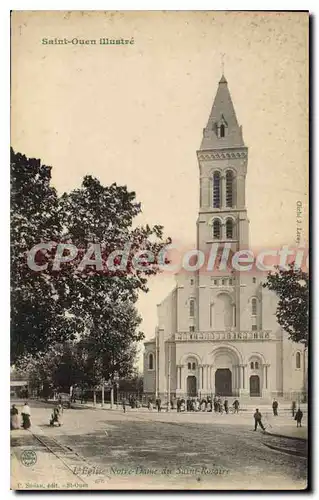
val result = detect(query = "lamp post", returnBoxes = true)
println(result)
[114,371,120,409]
[167,342,171,412]
[101,379,105,407]
[110,371,119,409]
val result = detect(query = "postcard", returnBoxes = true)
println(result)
[10,10,309,491]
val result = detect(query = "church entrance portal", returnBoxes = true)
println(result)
[249,375,260,397]
[187,376,197,397]
[215,369,232,396]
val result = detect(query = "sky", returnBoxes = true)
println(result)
[11,11,309,369]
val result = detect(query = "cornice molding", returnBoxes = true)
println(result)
[197,150,248,161]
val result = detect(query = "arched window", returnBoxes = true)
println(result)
[226,218,233,239]
[252,298,257,316]
[188,362,191,370]
[213,219,221,239]
[192,362,196,370]
[213,172,221,208]
[220,124,225,138]
[226,170,234,207]
[250,361,254,369]
[189,299,195,317]
[255,362,259,369]
[148,353,154,370]
[296,352,301,369]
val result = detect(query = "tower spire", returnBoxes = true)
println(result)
[200,73,244,150]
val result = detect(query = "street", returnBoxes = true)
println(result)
[11,400,308,490]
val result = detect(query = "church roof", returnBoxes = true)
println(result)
[200,74,245,151]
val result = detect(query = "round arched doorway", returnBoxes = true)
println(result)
[210,346,241,396]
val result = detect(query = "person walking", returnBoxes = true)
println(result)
[253,409,265,431]
[213,396,218,413]
[122,398,126,413]
[10,404,19,430]
[224,399,229,414]
[176,398,181,412]
[291,401,296,417]
[272,399,278,416]
[232,399,239,414]
[21,402,31,429]
[295,408,303,427]
[156,398,161,412]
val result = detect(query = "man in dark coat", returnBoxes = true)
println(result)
[295,408,303,427]
[176,398,181,412]
[156,398,161,412]
[224,399,229,414]
[272,399,278,416]
[253,409,265,431]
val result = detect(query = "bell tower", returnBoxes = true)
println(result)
[195,74,250,334]
[196,74,249,259]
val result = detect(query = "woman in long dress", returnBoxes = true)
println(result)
[21,402,31,429]
[10,404,19,429]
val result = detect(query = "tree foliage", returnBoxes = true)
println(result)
[10,149,77,360]
[11,150,170,383]
[263,264,309,347]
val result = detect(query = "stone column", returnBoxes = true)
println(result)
[201,365,206,392]
[232,304,236,328]
[206,365,210,392]
[180,365,185,394]
[262,364,270,398]
[211,367,215,394]
[239,364,249,397]
[232,365,237,393]
[237,365,243,389]
[221,175,226,208]
[176,366,180,390]
[198,366,203,391]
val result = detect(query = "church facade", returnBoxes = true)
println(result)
[143,75,307,402]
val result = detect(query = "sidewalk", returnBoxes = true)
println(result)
[11,429,84,490]
[69,400,308,413]
[264,424,308,441]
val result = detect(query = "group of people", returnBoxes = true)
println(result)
[272,399,304,427]
[10,400,66,430]
[176,396,240,414]
[10,402,31,430]
[148,396,240,414]
[253,400,304,432]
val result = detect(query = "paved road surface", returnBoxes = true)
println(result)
[11,401,307,490]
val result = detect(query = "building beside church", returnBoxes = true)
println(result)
[143,74,307,402]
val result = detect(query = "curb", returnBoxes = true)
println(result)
[265,431,307,442]
[264,442,307,458]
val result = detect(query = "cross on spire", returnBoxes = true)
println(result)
[221,53,225,75]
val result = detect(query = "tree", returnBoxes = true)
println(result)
[16,340,96,395]
[263,264,309,347]
[11,152,170,382]
[10,149,78,362]
[56,175,170,383]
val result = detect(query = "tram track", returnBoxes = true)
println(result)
[32,432,110,486]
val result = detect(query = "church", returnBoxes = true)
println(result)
[143,74,307,402]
